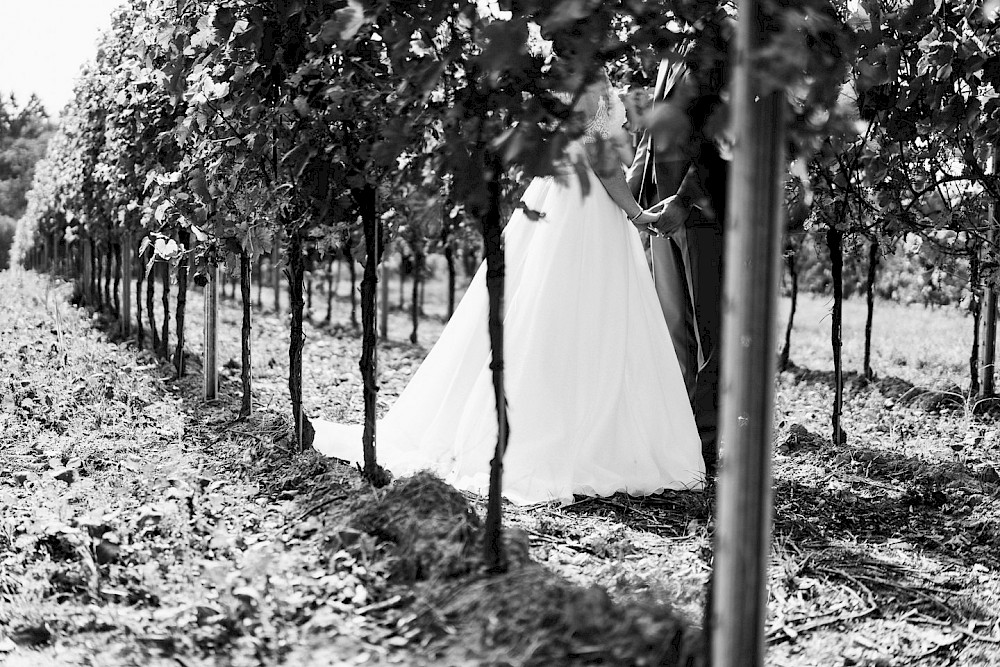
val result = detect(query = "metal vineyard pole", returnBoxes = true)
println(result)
[204,265,219,400]
[239,252,254,417]
[978,145,999,400]
[272,230,282,315]
[83,239,93,305]
[710,0,786,665]
[121,230,133,338]
[380,256,390,339]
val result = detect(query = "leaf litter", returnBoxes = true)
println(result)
[4,271,1000,665]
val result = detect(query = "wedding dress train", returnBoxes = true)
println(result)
[313,167,705,504]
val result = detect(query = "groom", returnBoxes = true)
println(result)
[626,57,729,475]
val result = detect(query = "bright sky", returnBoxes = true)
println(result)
[0,0,123,117]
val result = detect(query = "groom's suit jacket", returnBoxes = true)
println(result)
[626,58,729,462]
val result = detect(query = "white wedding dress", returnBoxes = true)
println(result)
[313,85,705,505]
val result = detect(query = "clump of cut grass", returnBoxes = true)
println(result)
[341,471,482,583]
[428,564,702,666]
[777,422,826,454]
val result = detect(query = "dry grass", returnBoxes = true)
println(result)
[778,293,973,388]
[427,564,699,666]
[340,472,482,583]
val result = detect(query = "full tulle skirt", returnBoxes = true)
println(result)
[313,171,705,504]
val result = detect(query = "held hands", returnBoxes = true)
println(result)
[630,209,659,229]
[647,194,687,238]
[630,199,671,236]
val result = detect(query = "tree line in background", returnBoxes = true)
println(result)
[0,95,52,270]
[7,0,1000,563]
[762,0,1000,446]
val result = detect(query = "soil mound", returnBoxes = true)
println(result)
[430,564,702,666]
[777,423,826,454]
[343,472,481,583]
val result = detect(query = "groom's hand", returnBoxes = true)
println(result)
[652,195,687,237]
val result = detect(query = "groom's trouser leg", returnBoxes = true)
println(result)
[688,226,724,473]
[650,236,698,397]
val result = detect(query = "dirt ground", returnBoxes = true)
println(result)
[2,266,1000,666]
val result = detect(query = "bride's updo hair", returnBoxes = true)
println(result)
[552,62,612,107]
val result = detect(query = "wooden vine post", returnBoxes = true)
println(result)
[863,238,879,380]
[104,238,113,309]
[135,240,144,347]
[324,257,337,324]
[90,239,98,304]
[113,239,123,316]
[203,264,219,400]
[710,0,786,664]
[271,230,282,315]
[160,259,171,359]
[174,229,191,377]
[83,239,93,305]
[979,282,996,398]
[827,226,844,444]
[287,222,309,450]
[146,247,160,353]
[410,246,423,344]
[347,244,358,327]
[239,251,253,418]
[978,145,999,400]
[121,229,133,338]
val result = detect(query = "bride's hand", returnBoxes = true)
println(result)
[644,200,669,217]
[630,210,659,229]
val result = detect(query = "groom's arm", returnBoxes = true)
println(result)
[625,131,651,200]
[652,142,728,237]
[650,162,700,236]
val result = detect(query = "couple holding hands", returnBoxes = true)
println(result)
[314,57,728,505]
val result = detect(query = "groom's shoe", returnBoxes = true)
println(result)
[701,437,718,479]
[694,360,719,478]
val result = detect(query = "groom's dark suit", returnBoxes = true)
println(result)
[626,59,728,473]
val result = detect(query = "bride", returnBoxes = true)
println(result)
[313,69,706,505]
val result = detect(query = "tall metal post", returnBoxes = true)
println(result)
[978,145,999,399]
[204,265,219,400]
[710,1,787,665]
[121,231,133,337]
